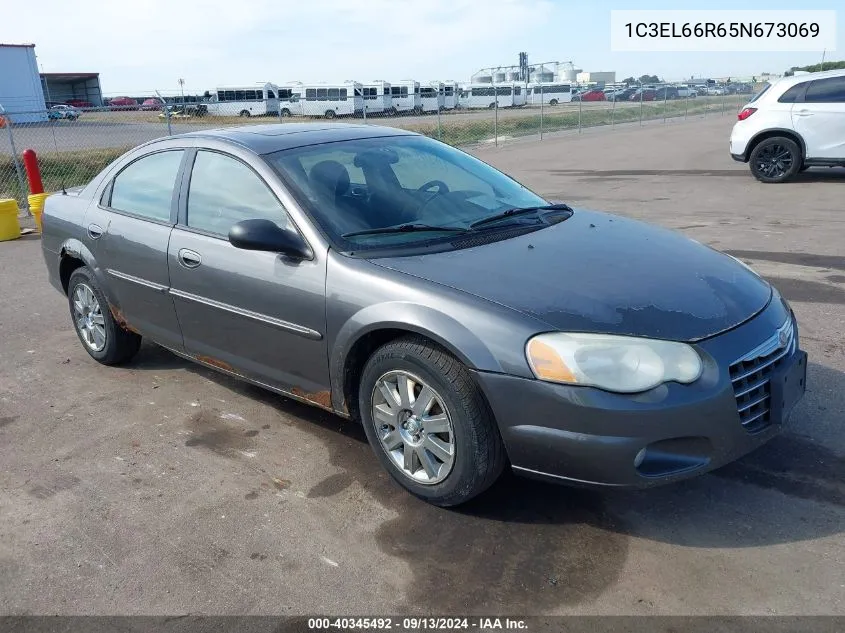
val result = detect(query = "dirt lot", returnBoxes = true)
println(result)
[0,116,843,616]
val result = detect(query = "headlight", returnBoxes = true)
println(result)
[526,333,702,393]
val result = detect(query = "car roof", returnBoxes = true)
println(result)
[170,123,418,154]
[770,68,845,89]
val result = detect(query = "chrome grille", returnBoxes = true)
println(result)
[729,318,795,433]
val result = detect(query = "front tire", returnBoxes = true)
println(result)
[749,137,801,183]
[358,336,506,506]
[67,267,141,365]
[239,110,251,118]
[324,109,336,119]
[280,108,291,118]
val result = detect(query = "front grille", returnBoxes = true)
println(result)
[729,318,795,433]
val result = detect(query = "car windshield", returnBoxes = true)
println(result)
[265,135,549,252]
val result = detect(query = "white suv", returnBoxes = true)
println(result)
[730,69,845,183]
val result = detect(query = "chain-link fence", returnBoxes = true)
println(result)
[1,83,754,208]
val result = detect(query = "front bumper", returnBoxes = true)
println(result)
[474,295,807,488]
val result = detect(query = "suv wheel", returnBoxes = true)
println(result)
[749,137,801,183]
[358,336,506,506]
[67,267,142,365]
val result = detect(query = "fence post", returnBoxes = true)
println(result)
[363,102,367,124]
[684,92,689,120]
[611,91,616,127]
[639,83,644,126]
[165,107,173,136]
[539,84,544,140]
[4,118,30,212]
[721,92,727,115]
[436,106,442,141]
[578,94,582,133]
[494,94,498,147]
[663,85,668,123]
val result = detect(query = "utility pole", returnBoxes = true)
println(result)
[178,78,185,101]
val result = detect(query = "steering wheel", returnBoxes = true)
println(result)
[418,180,450,196]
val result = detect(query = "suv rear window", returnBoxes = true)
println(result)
[778,83,807,103]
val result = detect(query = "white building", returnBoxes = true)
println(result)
[0,44,48,122]
[575,71,616,86]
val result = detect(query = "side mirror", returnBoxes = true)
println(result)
[228,219,312,259]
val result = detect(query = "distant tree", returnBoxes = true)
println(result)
[788,60,845,73]
[638,74,660,84]
[622,76,637,86]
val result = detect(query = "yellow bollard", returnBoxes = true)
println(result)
[28,192,50,234]
[0,199,22,242]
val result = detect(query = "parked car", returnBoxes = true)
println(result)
[629,89,657,101]
[676,86,697,99]
[573,89,606,102]
[65,99,93,108]
[730,68,845,183]
[47,104,80,121]
[653,86,680,100]
[706,87,727,96]
[140,98,164,111]
[41,124,807,506]
[607,87,638,101]
[108,96,138,110]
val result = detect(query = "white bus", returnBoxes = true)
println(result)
[442,80,459,109]
[458,83,519,109]
[512,84,527,107]
[207,83,280,117]
[527,82,573,106]
[360,81,392,114]
[277,85,303,117]
[389,80,420,114]
[291,82,363,118]
[419,82,444,113]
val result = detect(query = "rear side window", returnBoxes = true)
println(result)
[805,77,845,103]
[109,150,184,222]
[186,151,290,236]
[777,83,806,103]
[749,83,772,103]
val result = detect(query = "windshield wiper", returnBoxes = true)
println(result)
[342,223,470,238]
[469,203,572,229]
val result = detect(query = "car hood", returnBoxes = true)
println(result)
[370,209,772,342]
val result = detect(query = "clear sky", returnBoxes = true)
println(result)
[3,0,843,95]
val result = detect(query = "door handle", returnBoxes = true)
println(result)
[87,223,103,239]
[178,249,202,269]
[795,110,813,117]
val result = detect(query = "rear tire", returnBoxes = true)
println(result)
[67,267,142,365]
[749,137,801,183]
[324,110,336,119]
[549,99,558,106]
[358,336,506,507]
[280,108,291,118]
[239,110,251,118]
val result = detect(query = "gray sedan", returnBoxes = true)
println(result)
[41,123,807,506]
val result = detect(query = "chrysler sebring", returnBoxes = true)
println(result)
[41,124,807,506]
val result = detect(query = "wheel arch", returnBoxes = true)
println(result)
[745,128,806,162]
[58,238,100,294]
[330,304,505,419]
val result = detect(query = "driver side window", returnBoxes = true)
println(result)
[389,147,495,197]
[187,151,291,236]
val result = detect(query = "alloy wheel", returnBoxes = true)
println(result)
[72,283,107,352]
[755,143,793,179]
[371,371,455,484]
